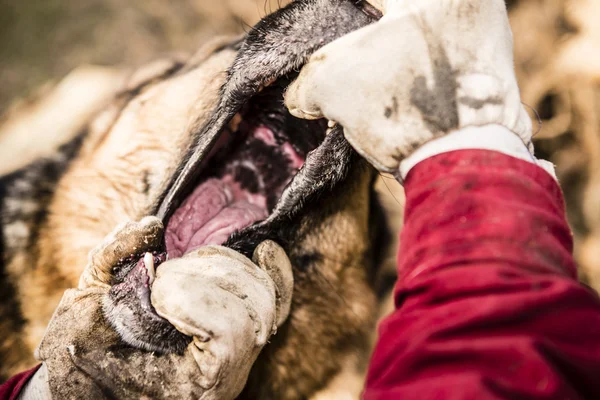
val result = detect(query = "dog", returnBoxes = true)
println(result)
[0,1,397,397]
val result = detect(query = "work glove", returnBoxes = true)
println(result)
[36,217,293,399]
[285,0,533,175]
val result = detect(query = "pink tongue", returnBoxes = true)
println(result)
[165,178,268,258]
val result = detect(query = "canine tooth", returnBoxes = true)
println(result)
[326,121,339,135]
[145,252,155,284]
[326,120,338,136]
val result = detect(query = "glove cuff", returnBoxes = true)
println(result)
[399,124,556,181]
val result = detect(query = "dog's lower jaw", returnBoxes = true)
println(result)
[104,256,191,354]
[103,297,191,354]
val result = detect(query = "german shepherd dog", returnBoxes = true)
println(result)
[0,0,394,397]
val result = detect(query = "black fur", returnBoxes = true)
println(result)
[0,131,86,260]
[0,130,86,378]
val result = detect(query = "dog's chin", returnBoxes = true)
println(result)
[103,299,190,354]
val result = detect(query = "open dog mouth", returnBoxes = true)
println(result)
[163,80,327,259]
[104,0,379,354]
[106,78,329,353]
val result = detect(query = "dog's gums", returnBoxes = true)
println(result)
[164,82,325,258]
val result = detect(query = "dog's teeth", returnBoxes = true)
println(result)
[145,252,155,284]
[326,121,338,135]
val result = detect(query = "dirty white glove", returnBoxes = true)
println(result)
[285,0,533,174]
[151,243,294,390]
[37,217,293,399]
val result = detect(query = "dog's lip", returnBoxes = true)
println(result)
[154,0,378,224]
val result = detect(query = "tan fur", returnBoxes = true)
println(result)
[4,38,237,374]
[2,36,396,398]
[246,164,377,398]
[0,66,125,176]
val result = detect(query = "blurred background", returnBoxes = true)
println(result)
[1,0,599,290]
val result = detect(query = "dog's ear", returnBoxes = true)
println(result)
[122,56,187,94]
[0,67,124,176]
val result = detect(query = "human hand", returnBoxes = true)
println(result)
[285,0,532,174]
[37,217,293,399]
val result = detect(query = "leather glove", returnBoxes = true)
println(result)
[285,0,532,174]
[36,217,293,399]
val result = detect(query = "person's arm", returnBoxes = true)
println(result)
[363,127,600,399]
[285,0,600,398]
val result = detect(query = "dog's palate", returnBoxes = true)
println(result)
[164,123,305,259]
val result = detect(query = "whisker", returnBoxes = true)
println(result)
[379,172,404,208]
[522,102,543,137]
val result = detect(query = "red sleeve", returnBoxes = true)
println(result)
[363,149,600,399]
[0,365,41,400]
